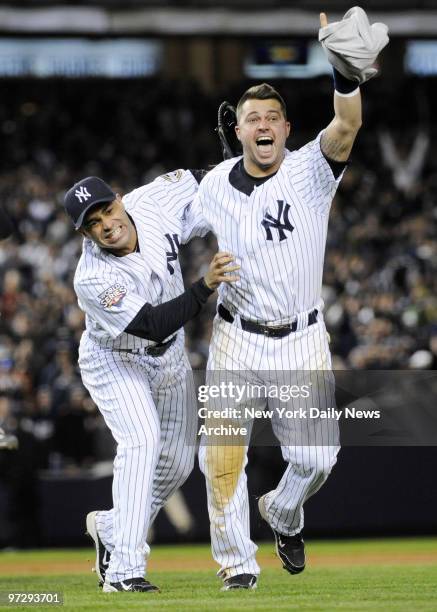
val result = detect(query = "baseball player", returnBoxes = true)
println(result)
[64,171,237,593]
[190,8,388,590]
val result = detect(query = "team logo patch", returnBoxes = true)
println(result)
[161,170,183,183]
[98,283,127,309]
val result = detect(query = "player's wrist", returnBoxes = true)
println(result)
[332,68,360,97]
[194,277,215,301]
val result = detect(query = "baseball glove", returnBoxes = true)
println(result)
[216,101,242,160]
[319,6,389,84]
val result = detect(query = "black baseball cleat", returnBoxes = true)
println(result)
[221,574,258,591]
[86,511,110,585]
[102,577,160,593]
[258,494,306,575]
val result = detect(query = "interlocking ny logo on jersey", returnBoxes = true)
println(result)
[75,186,91,203]
[262,200,294,241]
[165,233,180,274]
[98,283,127,309]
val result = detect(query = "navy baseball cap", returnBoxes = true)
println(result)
[64,176,116,229]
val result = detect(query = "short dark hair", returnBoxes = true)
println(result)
[236,83,287,121]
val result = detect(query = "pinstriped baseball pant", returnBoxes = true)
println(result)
[198,315,340,579]
[79,340,197,582]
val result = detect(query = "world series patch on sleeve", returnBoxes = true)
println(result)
[98,284,127,309]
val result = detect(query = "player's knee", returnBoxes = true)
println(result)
[167,447,195,487]
[198,445,206,473]
[312,462,332,483]
[296,447,338,481]
[119,422,161,451]
[179,451,195,482]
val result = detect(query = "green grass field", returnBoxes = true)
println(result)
[1,538,436,611]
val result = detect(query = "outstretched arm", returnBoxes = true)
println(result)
[320,12,362,162]
[125,253,239,342]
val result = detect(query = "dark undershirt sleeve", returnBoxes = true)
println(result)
[0,205,13,239]
[322,153,349,179]
[124,278,214,343]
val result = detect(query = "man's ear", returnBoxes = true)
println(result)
[115,193,127,212]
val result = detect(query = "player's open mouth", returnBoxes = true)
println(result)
[256,137,274,155]
[256,137,274,147]
[105,226,123,243]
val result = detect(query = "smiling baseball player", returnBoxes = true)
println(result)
[64,170,237,593]
[190,8,388,590]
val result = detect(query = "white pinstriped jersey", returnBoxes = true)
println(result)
[74,169,208,350]
[189,132,344,325]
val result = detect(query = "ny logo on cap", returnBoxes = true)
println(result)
[75,186,91,203]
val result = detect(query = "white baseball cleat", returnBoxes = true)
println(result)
[85,511,110,585]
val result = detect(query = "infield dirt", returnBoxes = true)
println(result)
[0,539,436,575]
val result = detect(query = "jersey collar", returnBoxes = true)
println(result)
[229,158,279,196]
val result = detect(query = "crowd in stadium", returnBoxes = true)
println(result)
[0,76,436,469]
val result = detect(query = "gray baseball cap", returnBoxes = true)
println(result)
[64,176,116,229]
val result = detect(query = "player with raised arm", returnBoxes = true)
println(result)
[192,7,389,590]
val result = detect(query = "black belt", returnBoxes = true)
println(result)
[218,304,318,338]
[118,335,176,357]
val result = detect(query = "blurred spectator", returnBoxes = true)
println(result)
[378,130,429,198]
[0,395,40,547]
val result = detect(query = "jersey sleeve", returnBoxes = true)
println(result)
[127,169,211,243]
[288,131,345,216]
[74,272,148,339]
[125,170,194,218]
[181,190,212,244]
